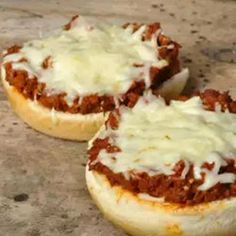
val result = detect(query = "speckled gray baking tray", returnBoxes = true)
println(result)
[0,0,235,235]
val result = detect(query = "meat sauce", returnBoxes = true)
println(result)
[88,90,236,205]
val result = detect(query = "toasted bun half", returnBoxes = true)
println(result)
[1,65,188,141]
[1,68,106,141]
[86,167,236,236]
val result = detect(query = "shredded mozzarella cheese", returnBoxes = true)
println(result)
[3,17,170,104]
[97,93,236,191]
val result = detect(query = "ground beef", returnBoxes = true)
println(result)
[179,90,236,113]
[64,15,79,31]
[3,20,180,115]
[199,90,236,112]
[88,90,236,205]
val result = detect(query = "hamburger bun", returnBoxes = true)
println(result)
[86,167,236,236]
[1,15,188,141]
[86,90,236,235]
[1,67,188,141]
[1,70,106,141]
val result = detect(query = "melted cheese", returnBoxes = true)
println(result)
[97,93,236,191]
[3,17,168,104]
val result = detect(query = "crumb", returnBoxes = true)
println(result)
[61,213,68,219]
[191,30,198,34]
[199,35,207,40]
[151,4,158,8]
[14,193,29,202]
[183,58,192,63]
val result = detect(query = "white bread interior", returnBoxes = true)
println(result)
[86,166,236,236]
[158,68,189,99]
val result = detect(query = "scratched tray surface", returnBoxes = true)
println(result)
[0,0,235,235]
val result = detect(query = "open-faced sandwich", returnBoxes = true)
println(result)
[1,15,188,140]
[86,89,236,236]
